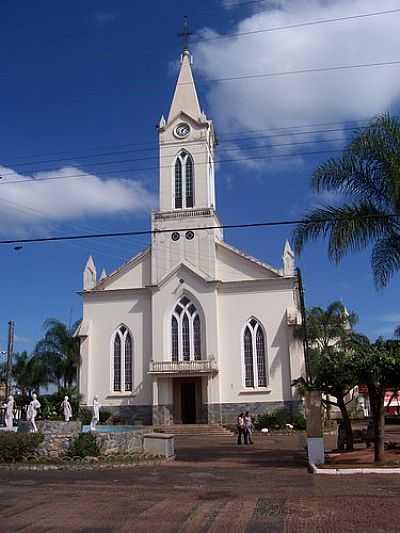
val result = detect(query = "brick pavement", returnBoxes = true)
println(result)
[0,434,400,532]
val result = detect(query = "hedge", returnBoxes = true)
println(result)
[0,432,44,462]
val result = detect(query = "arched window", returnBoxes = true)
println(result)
[112,325,133,392]
[175,159,182,209]
[174,151,194,209]
[171,297,202,361]
[242,318,267,388]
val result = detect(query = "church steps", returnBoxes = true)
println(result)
[153,424,233,436]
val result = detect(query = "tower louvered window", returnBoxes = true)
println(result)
[174,151,194,209]
[242,319,268,388]
[171,297,202,361]
[112,325,134,392]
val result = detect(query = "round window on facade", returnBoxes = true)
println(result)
[185,231,195,240]
[171,232,180,241]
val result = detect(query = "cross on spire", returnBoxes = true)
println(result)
[177,16,192,52]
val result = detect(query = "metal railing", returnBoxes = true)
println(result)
[149,359,217,374]
[153,208,215,221]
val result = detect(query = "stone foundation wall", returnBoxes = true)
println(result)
[208,401,304,425]
[37,434,76,457]
[94,431,146,455]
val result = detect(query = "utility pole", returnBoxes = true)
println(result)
[5,320,15,399]
[296,268,312,385]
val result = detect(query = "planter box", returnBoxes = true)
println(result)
[143,433,175,459]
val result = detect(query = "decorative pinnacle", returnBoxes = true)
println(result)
[177,16,192,52]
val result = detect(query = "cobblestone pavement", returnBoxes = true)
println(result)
[1,434,400,532]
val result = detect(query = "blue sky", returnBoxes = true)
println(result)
[1,0,400,354]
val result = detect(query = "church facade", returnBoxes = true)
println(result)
[77,47,305,425]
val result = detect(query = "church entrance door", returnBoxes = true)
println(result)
[181,382,196,424]
[173,377,202,424]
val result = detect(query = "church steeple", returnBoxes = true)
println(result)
[168,49,202,123]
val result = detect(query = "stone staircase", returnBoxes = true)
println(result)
[154,424,233,437]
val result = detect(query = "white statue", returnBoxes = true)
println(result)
[27,393,41,432]
[3,395,14,430]
[90,395,101,431]
[61,395,72,422]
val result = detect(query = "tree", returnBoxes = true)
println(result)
[293,114,400,289]
[313,346,358,450]
[11,351,48,398]
[350,336,400,463]
[297,301,358,449]
[33,319,81,390]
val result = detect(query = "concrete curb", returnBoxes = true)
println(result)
[309,462,400,475]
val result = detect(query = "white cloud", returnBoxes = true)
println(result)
[194,0,400,162]
[0,165,156,236]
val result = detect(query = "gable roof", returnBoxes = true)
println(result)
[217,240,284,278]
[157,260,214,289]
[91,247,150,291]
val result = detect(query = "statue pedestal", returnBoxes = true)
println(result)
[304,390,325,465]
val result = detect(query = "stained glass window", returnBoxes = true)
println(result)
[193,314,201,360]
[172,316,179,362]
[244,326,254,387]
[175,159,182,208]
[113,334,121,392]
[125,333,133,391]
[182,314,190,361]
[256,328,266,387]
[186,157,193,208]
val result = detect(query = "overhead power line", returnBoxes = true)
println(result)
[0,146,348,185]
[3,119,371,164]
[0,133,353,178]
[182,59,400,85]
[195,7,400,42]
[1,213,399,246]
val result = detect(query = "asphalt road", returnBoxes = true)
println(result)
[0,435,399,532]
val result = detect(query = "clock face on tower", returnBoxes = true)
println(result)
[174,123,191,138]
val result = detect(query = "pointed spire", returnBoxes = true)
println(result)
[83,256,97,290]
[167,49,202,123]
[99,268,107,281]
[282,240,296,276]
[159,115,166,129]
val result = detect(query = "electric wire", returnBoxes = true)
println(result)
[194,7,400,42]
[3,119,370,164]
[1,213,399,246]
[0,133,352,178]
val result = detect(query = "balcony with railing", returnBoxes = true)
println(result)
[149,359,218,375]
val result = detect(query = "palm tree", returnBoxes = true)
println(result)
[33,319,81,390]
[293,114,400,289]
[12,351,48,398]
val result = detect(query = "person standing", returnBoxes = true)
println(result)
[244,411,254,445]
[236,412,245,445]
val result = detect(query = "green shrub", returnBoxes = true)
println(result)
[78,407,92,425]
[67,433,99,458]
[292,413,306,430]
[0,432,44,462]
[255,408,305,430]
[78,408,112,425]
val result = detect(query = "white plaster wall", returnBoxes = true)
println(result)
[103,253,151,290]
[80,290,152,407]
[217,280,300,404]
[216,244,279,281]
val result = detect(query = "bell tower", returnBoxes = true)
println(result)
[151,38,221,284]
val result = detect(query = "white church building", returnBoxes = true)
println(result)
[77,46,305,425]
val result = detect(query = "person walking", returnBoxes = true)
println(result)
[236,412,245,445]
[244,411,254,445]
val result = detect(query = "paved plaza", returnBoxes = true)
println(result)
[1,434,400,532]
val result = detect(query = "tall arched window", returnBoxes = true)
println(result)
[174,151,194,209]
[112,325,133,392]
[242,318,267,388]
[171,297,202,361]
